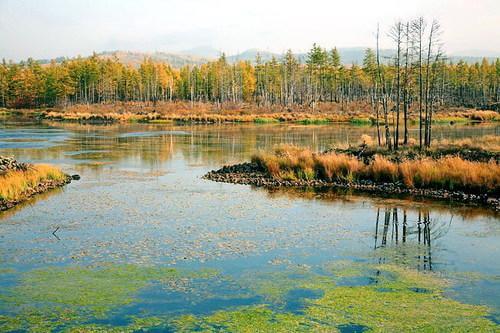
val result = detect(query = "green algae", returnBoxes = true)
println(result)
[60,316,167,333]
[10,265,203,313]
[0,264,218,332]
[240,268,332,305]
[0,261,498,332]
[172,306,318,332]
[167,262,497,332]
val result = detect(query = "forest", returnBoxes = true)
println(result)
[0,18,498,150]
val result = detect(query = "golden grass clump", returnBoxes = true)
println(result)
[252,145,500,193]
[0,164,66,202]
[365,155,399,182]
[314,153,362,182]
[399,157,500,192]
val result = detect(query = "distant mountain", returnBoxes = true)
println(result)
[225,48,497,65]
[34,48,498,68]
[448,55,499,64]
[224,47,394,65]
[180,46,222,59]
[227,49,277,63]
[35,51,210,68]
[98,51,210,67]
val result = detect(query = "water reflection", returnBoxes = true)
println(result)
[1,119,498,171]
[373,208,446,271]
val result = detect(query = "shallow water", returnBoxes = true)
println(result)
[0,117,499,331]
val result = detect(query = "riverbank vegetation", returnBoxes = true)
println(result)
[0,156,69,210]
[37,101,498,125]
[251,145,499,194]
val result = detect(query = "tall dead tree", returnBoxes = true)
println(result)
[376,24,392,150]
[412,17,426,150]
[424,20,443,147]
[402,22,412,145]
[389,21,403,150]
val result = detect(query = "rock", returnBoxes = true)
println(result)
[203,162,499,212]
[0,156,30,174]
[71,174,81,180]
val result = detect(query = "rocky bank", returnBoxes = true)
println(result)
[203,162,500,211]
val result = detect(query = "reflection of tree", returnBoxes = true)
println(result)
[373,207,452,271]
[3,119,499,178]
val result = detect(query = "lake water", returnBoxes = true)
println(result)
[0,117,499,332]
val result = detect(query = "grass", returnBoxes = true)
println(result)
[252,145,500,193]
[253,117,280,124]
[434,135,500,152]
[432,110,500,123]
[0,164,67,202]
[294,118,331,125]
[30,101,499,125]
[349,117,373,125]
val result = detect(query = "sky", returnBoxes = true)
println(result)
[0,0,499,61]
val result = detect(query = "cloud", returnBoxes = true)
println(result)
[0,0,498,60]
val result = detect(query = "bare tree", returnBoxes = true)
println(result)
[412,17,426,150]
[402,22,412,145]
[389,21,404,149]
[424,20,443,147]
[376,24,392,150]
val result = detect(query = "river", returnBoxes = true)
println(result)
[0,117,499,331]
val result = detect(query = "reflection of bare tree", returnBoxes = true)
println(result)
[373,207,450,271]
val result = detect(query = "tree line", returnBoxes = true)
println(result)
[0,18,498,149]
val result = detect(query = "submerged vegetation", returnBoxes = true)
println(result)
[251,145,500,194]
[0,261,496,332]
[0,156,69,210]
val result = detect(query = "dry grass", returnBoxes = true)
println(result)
[0,164,67,202]
[398,157,499,192]
[35,102,499,125]
[41,101,363,124]
[252,145,500,193]
[435,135,500,152]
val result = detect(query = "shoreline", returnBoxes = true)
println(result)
[3,104,498,125]
[203,162,500,211]
[0,157,73,212]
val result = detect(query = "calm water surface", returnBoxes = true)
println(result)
[0,117,499,331]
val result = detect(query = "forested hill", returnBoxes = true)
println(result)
[33,48,497,68]
[36,51,211,68]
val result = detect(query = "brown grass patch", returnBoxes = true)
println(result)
[252,145,500,193]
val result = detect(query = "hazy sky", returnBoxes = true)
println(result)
[0,0,499,60]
